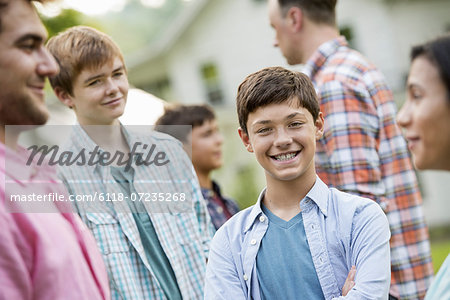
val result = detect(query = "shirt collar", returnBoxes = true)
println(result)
[243,176,329,233]
[244,188,266,233]
[69,123,133,173]
[303,36,348,78]
[306,176,329,217]
[201,180,222,198]
[71,123,98,154]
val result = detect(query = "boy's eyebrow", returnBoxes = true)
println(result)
[252,111,307,127]
[84,74,104,84]
[253,120,271,126]
[84,66,125,84]
[113,66,125,73]
[285,112,304,119]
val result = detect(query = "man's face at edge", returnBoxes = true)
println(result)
[0,0,59,130]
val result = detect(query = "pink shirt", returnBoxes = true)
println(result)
[0,143,110,300]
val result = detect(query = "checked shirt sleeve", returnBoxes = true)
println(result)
[314,73,433,299]
[315,79,388,205]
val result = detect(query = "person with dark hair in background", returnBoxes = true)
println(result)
[0,1,110,299]
[267,1,433,298]
[156,104,240,230]
[397,34,450,300]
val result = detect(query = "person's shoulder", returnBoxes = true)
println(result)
[21,146,60,178]
[135,129,184,149]
[131,129,187,160]
[319,49,391,101]
[212,181,240,209]
[149,130,181,143]
[323,46,383,82]
[330,46,372,70]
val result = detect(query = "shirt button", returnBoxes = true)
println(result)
[259,216,266,222]
[243,274,248,281]
[216,206,223,213]
[250,239,257,245]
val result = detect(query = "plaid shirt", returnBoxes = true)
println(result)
[201,181,240,230]
[58,125,214,300]
[303,36,433,300]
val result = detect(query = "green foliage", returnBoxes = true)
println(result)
[41,9,83,38]
[231,164,261,209]
[431,239,450,272]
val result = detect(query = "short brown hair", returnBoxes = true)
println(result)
[278,0,337,26]
[236,66,320,134]
[46,26,125,95]
[155,104,216,143]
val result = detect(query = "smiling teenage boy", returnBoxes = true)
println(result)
[204,67,391,300]
[46,26,214,299]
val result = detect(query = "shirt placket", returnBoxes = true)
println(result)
[301,199,341,299]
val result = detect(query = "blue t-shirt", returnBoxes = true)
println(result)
[111,166,182,300]
[256,203,325,300]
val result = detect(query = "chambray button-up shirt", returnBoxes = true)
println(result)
[205,177,391,300]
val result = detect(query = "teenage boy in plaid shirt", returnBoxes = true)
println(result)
[267,0,433,299]
[46,26,214,300]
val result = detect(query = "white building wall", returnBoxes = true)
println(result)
[337,0,401,89]
[168,0,291,106]
[338,0,450,91]
[388,0,450,88]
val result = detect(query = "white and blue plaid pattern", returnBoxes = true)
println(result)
[58,125,214,300]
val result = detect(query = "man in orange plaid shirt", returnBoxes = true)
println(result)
[267,0,434,299]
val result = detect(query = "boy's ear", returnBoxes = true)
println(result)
[238,127,253,153]
[315,112,325,140]
[54,86,75,109]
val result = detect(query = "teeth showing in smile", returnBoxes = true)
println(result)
[273,152,297,161]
